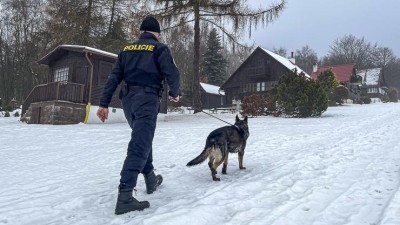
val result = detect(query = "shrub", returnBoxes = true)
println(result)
[4,105,12,112]
[274,69,328,117]
[317,68,340,99]
[380,95,389,103]
[333,85,350,105]
[241,93,276,117]
[361,96,371,104]
[14,111,20,117]
[4,111,10,117]
[387,88,398,102]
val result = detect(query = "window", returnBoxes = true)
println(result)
[261,82,266,91]
[54,67,69,82]
[257,83,260,91]
[368,87,378,93]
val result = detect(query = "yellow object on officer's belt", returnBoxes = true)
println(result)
[123,44,155,52]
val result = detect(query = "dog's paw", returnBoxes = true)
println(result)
[222,171,227,175]
[213,177,221,181]
[239,166,246,170]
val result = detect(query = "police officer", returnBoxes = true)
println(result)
[97,16,180,215]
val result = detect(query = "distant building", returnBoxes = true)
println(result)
[356,68,386,99]
[22,45,169,124]
[200,82,225,109]
[311,64,386,100]
[311,63,355,84]
[311,63,358,99]
[221,47,309,105]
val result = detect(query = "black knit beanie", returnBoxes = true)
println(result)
[140,16,160,33]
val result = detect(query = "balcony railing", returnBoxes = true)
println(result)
[22,82,85,116]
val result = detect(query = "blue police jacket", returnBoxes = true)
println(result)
[99,32,180,108]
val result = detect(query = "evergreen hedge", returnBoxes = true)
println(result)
[274,69,328,117]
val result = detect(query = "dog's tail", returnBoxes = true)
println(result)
[186,146,212,166]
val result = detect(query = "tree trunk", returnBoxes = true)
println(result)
[109,0,116,33]
[192,0,202,113]
[84,0,93,45]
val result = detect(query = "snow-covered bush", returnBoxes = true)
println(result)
[4,111,10,117]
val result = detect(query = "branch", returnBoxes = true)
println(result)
[200,18,248,48]
[199,2,285,18]
[161,19,195,31]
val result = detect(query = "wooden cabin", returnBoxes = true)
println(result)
[220,47,309,105]
[357,68,386,99]
[22,45,168,124]
[200,82,225,109]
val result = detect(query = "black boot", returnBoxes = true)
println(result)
[144,170,163,194]
[115,189,150,215]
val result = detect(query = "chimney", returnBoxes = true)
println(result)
[313,63,318,73]
[289,52,295,64]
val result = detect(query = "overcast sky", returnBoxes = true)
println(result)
[247,0,400,58]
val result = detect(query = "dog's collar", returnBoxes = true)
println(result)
[233,125,244,135]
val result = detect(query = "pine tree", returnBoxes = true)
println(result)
[317,68,340,99]
[203,28,227,86]
[147,0,286,112]
[274,69,328,117]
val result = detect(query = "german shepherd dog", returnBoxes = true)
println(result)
[187,115,249,181]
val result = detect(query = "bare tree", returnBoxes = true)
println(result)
[0,0,48,105]
[322,34,377,69]
[373,47,396,68]
[272,46,287,57]
[295,45,318,75]
[145,0,286,112]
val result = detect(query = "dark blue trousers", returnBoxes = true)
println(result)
[119,86,159,190]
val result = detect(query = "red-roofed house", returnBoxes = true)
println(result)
[311,63,361,100]
[311,63,355,84]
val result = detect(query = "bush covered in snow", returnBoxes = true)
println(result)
[4,111,10,117]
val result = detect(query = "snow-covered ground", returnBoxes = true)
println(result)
[1,103,400,225]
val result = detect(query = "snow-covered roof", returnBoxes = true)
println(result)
[61,45,118,58]
[356,68,381,85]
[38,45,117,65]
[200,82,224,95]
[260,48,310,78]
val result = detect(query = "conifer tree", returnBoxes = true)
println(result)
[317,68,340,99]
[203,28,227,86]
[147,0,286,112]
[274,69,328,117]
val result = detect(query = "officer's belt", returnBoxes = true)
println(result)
[127,85,162,96]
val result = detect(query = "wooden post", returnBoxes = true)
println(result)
[56,82,60,100]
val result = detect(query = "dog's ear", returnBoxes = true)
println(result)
[236,114,240,122]
[244,115,248,123]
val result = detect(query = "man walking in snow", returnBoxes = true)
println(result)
[97,16,180,215]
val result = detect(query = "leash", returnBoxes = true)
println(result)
[199,109,236,126]
[188,107,245,134]
[196,108,245,135]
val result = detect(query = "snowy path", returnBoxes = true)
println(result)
[1,103,400,225]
